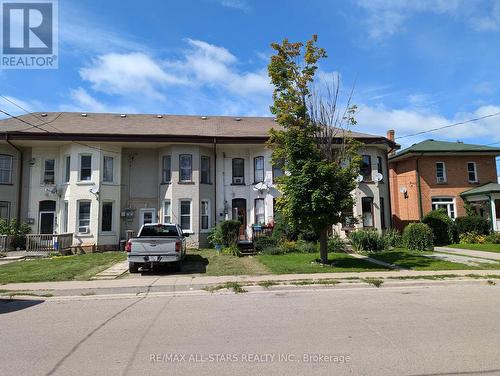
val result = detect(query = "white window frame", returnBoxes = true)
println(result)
[102,155,114,183]
[139,208,156,227]
[163,200,171,224]
[254,156,265,183]
[467,161,478,183]
[79,154,92,182]
[0,154,13,185]
[254,198,265,225]
[100,201,114,233]
[162,155,171,183]
[200,199,210,231]
[64,155,71,183]
[43,158,56,185]
[431,197,456,220]
[77,200,91,234]
[436,161,447,183]
[179,199,192,232]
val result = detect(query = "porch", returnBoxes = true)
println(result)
[461,183,500,232]
[237,225,274,255]
[0,233,74,255]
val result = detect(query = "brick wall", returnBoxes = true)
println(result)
[390,155,498,230]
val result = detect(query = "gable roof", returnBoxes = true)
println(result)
[389,139,500,162]
[0,112,398,147]
[461,182,500,197]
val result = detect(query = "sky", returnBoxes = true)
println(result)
[2,0,500,161]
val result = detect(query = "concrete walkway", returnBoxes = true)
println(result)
[91,260,129,280]
[435,246,500,261]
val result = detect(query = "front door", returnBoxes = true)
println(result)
[232,199,247,239]
[140,208,156,227]
[39,212,55,234]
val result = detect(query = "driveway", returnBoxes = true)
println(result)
[435,246,500,261]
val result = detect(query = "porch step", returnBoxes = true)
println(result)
[237,240,256,255]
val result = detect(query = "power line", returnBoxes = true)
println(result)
[396,111,500,140]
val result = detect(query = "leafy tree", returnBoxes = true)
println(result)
[267,36,360,264]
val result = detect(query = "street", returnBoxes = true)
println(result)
[1,284,500,376]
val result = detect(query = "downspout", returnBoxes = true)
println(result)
[213,137,217,226]
[416,156,424,220]
[5,135,23,222]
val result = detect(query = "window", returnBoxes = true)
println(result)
[0,201,10,220]
[64,156,70,183]
[380,197,386,230]
[62,201,68,233]
[255,198,265,225]
[201,156,210,184]
[360,155,372,181]
[80,155,92,181]
[101,202,113,232]
[232,158,244,184]
[179,154,192,182]
[467,162,478,183]
[0,155,12,184]
[162,155,171,183]
[436,162,446,183]
[201,200,210,230]
[163,200,171,223]
[103,156,114,183]
[377,156,383,175]
[362,197,374,227]
[43,159,55,185]
[254,156,264,183]
[432,197,456,219]
[180,200,191,231]
[78,201,91,230]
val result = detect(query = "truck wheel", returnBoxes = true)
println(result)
[129,262,140,273]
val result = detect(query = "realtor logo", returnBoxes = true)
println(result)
[1,0,58,69]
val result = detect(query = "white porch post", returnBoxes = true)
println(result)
[490,196,498,232]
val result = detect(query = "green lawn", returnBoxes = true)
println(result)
[258,252,389,274]
[0,252,126,284]
[367,249,500,271]
[448,243,500,253]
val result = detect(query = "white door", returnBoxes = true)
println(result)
[139,208,156,227]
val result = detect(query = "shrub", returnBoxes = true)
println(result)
[207,226,223,248]
[295,240,318,253]
[486,232,500,244]
[382,228,402,248]
[459,232,487,244]
[219,220,241,247]
[422,210,456,245]
[0,219,31,250]
[221,246,241,257]
[403,223,434,251]
[254,236,278,252]
[327,234,346,253]
[349,230,385,253]
[279,240,297,253]
[455,216,490,236]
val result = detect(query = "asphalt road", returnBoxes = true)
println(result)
[1,284,500,376]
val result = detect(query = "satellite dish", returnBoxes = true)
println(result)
[355,175,364,183]
[89,186,99,195]
[373,172,383,182]
[284,170,291,177]
[399,186,407,194]
[253,182,269,192]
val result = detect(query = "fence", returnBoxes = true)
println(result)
[26,233,74,253]
[0,235,14,252]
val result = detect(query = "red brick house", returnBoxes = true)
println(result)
[388,138,500,231]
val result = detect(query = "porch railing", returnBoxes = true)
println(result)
[26,233,74,253]
[252,225,273,240]
[0,235,14,252]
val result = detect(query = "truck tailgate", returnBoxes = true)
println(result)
[130,238,177,255]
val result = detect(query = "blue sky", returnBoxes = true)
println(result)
[2,0,500,155]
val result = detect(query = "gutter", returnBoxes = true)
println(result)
[5,134,23,222]
[416,155,424,220]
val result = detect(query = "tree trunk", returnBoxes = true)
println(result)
[319,227,328,265]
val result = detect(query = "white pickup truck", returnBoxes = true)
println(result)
[125,223,187,273]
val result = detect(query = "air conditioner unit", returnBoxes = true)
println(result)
[233,177,244,184]
[78,226,89,234]
[437,177,446,183]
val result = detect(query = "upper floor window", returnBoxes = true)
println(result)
[254,156,264,183]
[467,162,478,183]
[79,155,92,181]
[0,155,13,184]
[436,162,446,183]
[232,158,244,185]
[0,201,10,220]
[43,159,55,185]
[103,156,114,183]
[179,154,192,182]
[377,156,383,175]
[64,155,70,183]
[201,156,210,184]
[162,155,171,183]
[360,155,372,181]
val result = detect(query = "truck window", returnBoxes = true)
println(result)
[139,225,179,237]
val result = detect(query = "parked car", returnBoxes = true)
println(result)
[125,223,188,273]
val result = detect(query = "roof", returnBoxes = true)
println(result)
[461,182,500,197]
[389,139,500,162]
[0,112,398,147]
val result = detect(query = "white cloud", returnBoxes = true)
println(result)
[62,88,137,114]
[355,0,500,39]
[216,0,250,12]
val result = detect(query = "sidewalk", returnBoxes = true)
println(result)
[435,247,500,261]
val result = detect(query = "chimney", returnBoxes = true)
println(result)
[387,129,395,142]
